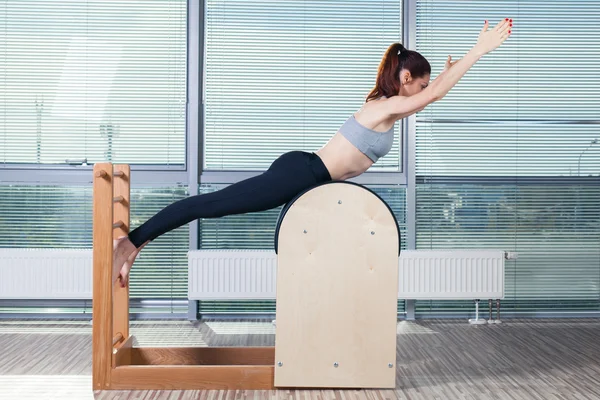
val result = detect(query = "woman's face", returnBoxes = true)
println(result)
[399,70,430,97]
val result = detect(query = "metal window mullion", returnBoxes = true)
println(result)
[0,169,188,186]
[187,0,202,321]
[404,0,417,320]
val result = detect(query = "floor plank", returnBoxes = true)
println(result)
[1,319,599,399]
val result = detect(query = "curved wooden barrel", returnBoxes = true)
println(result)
[274,181,401,255]
[274,181,399,389]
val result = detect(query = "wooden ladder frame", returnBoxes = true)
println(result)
[92,163,275,391]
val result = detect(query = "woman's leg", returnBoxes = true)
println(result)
[113,151,331,285]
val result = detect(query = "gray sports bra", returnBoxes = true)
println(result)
[338,114,395,163]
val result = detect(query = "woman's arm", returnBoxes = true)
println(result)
[384,18,512,118]
[429,18,512,99]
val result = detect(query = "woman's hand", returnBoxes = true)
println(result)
[443,55,458,72]
[475,18,512,55]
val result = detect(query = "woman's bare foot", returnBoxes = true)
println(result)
[113,236,137,285]
[117,240,149,287]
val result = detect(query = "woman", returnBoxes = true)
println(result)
[113,18,512,287]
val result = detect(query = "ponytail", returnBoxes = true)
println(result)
[366,43,431,102]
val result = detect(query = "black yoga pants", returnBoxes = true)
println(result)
[127,151,333,248]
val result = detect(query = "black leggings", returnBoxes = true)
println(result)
[128,151,333,248]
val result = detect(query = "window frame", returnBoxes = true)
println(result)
[0,0,200,318]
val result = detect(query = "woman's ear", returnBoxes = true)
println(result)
[400,70,412,85]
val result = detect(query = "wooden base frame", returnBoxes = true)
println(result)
[92,163,275,390]
[111,338,275,390]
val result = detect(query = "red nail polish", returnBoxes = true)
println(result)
[510,23,513,26]
[509,30,512,34]
[505,18,509,21]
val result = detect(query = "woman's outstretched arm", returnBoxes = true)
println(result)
[384,18,512,118]
[429,19,512,99]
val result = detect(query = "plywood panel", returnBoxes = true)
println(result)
[274,182,399,388]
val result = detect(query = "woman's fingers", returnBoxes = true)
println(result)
[495,18,508,31]
[498,19,512,34]
[496,18,512,33]
[479,20,489,35]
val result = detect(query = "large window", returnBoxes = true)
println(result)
[204,0,403,171]
[0,1,190,315]
[0,0,187,166]
[415,0,600,315]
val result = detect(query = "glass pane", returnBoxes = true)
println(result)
[0,1,187,166]
[204,0,403,171]
[416,183,600,314]
[415,0,600,177]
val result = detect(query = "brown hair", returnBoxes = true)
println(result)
[366,43,431,102]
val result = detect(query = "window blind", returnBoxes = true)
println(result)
[0,185,190,304]
[0,0,187,166]
[204,0,403,171]
[415,0,600,315]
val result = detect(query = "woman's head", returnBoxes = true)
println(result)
[366,43,431,101]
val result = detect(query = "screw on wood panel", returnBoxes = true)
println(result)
[333,362,339,368]
[371,231,375,235]
[338,200,342,204]
[277,361,283,367]
[303,230,307,234]
[388,363,394,368]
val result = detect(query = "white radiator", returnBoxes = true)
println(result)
[0,249,93,299]
[0,248,504,301]
[398,250,505,300]
[188,250,277,300]
[188,249,505,300]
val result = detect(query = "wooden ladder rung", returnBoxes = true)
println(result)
[113,220,126,230]
[113,196,124,203]
[113,332,124,347]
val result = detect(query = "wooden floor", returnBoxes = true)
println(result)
[1,318,600,399]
